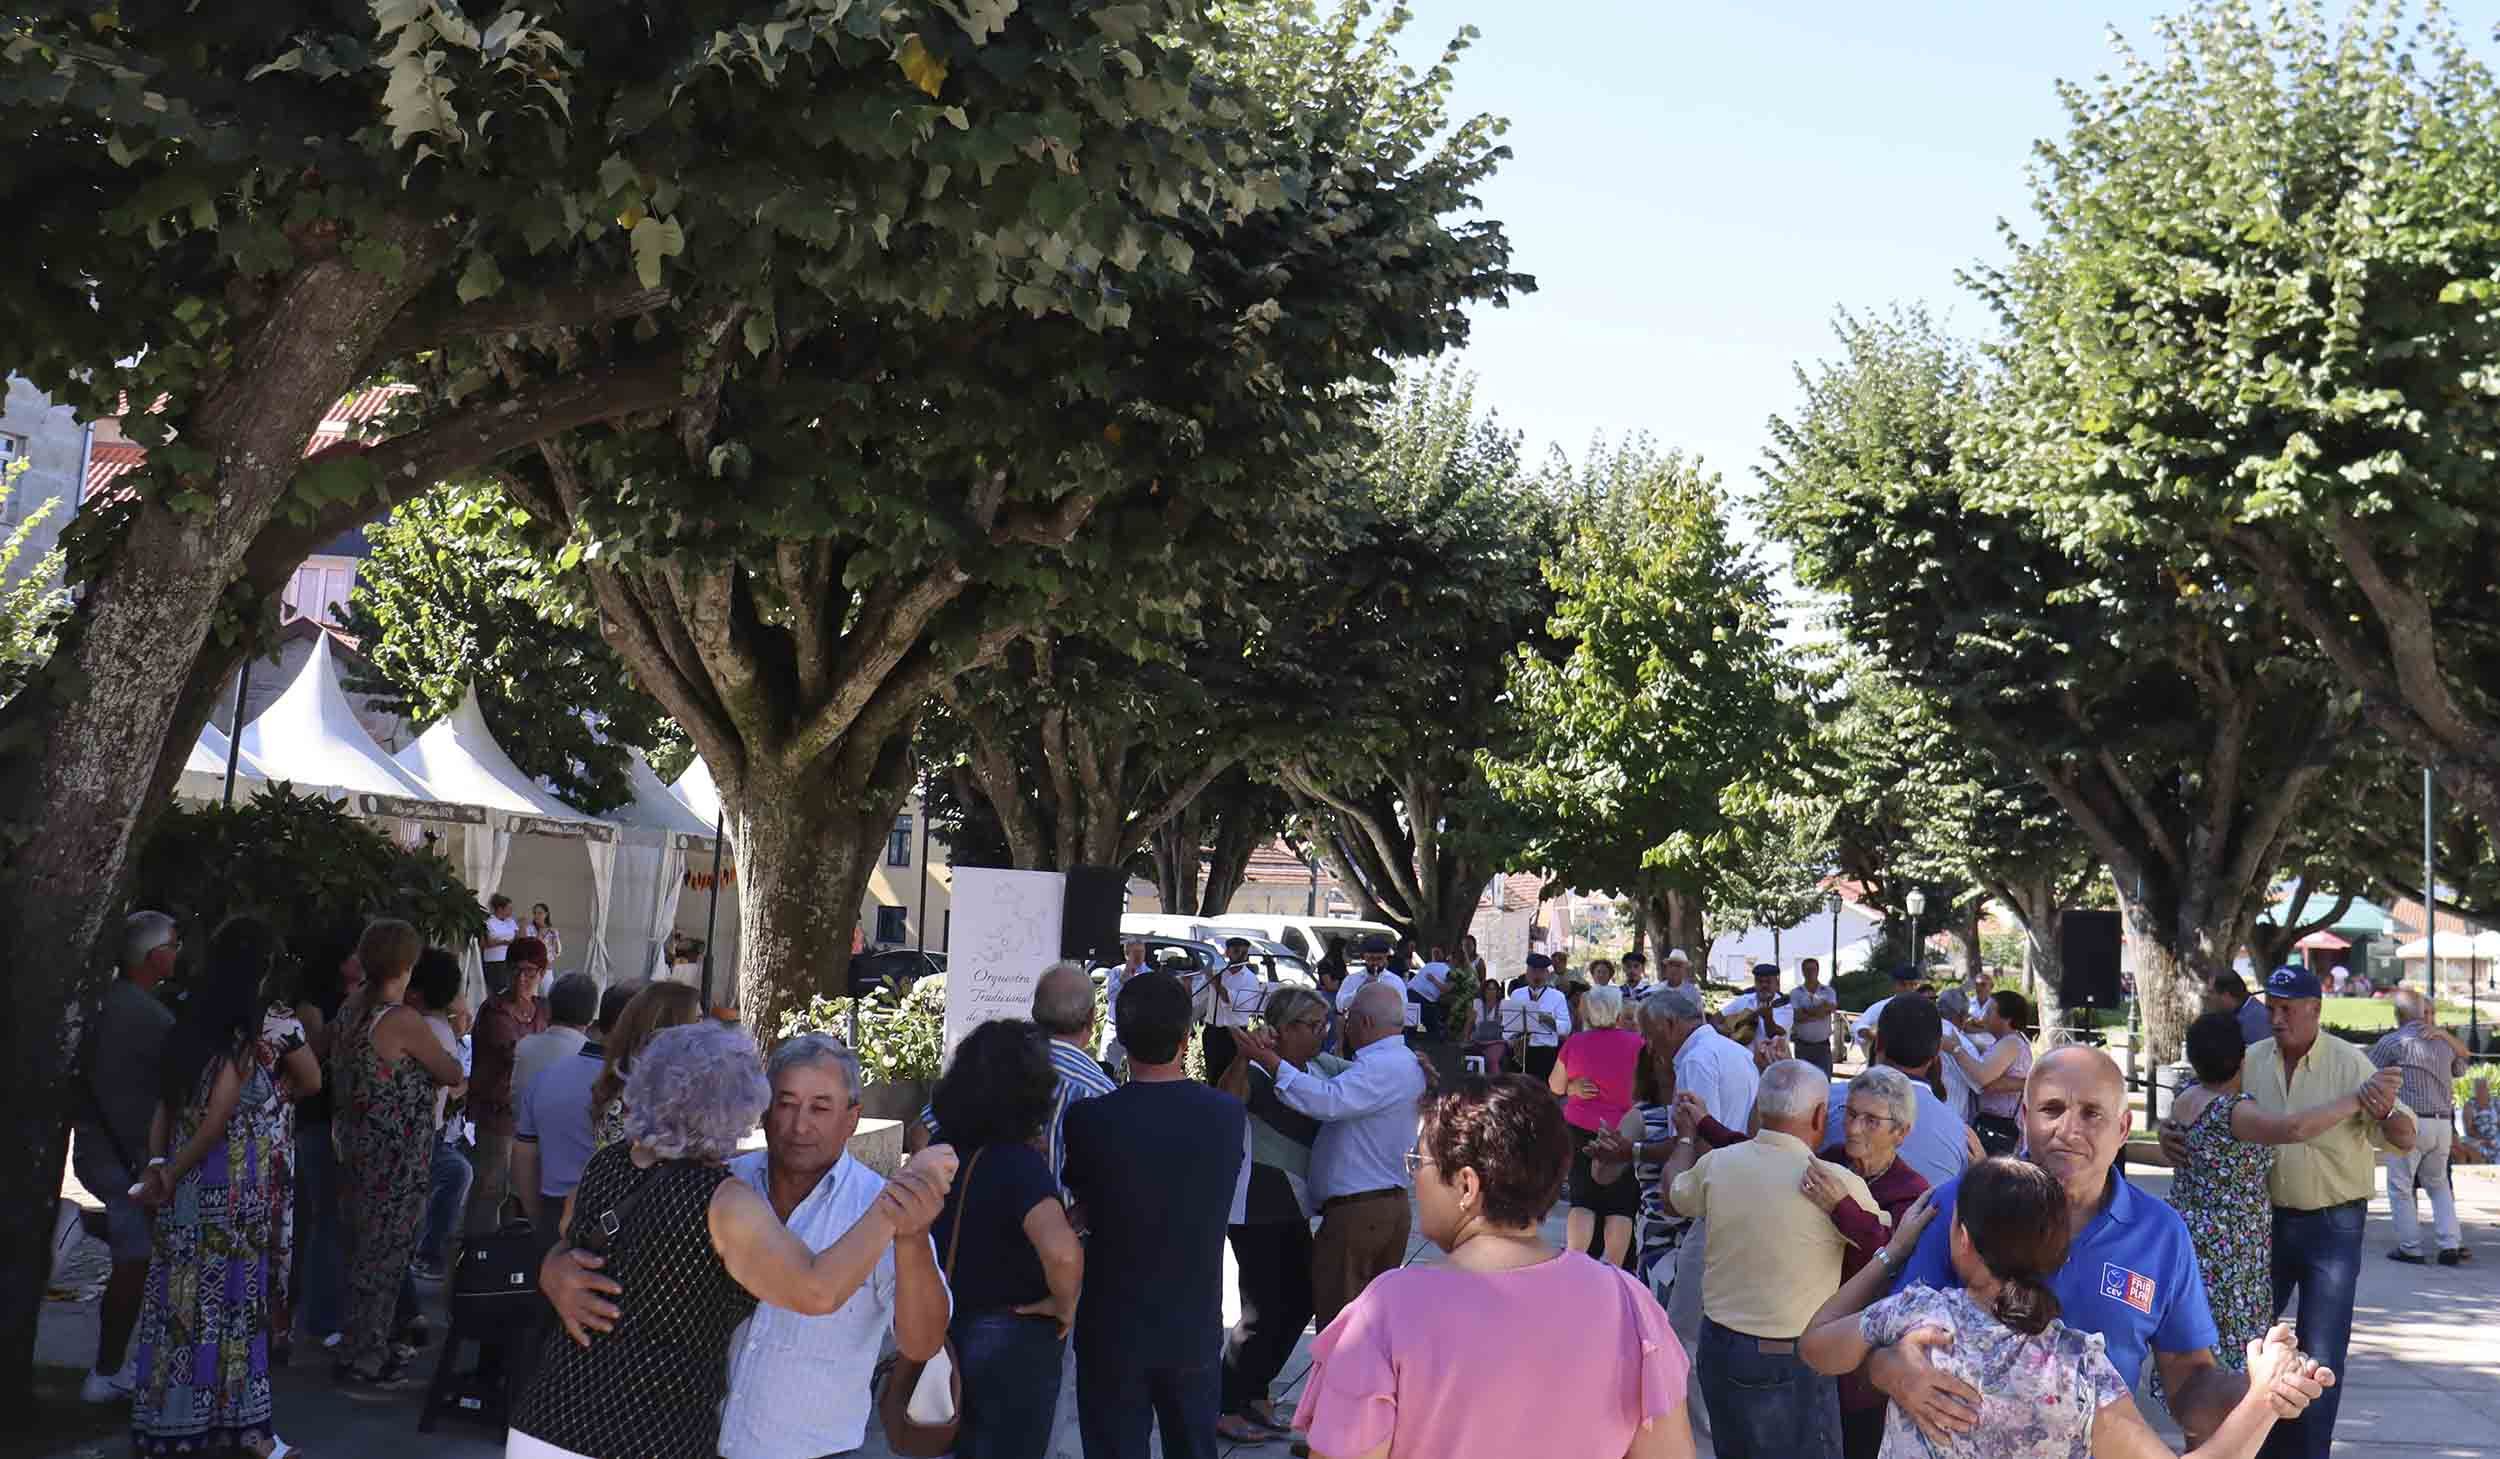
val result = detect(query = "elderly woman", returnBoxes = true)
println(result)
[2462,1076,2500,1164]
[1798,1065,1931,1459]
[513,1021,956,1459]
[927,1020,1086,1459]
[1215,986,1344,1442]
[1932,987,1983,1119]
[1554,984,1644,1267]
[1294,1075,1695,1459]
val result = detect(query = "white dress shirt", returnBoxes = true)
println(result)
[717,1152,947,1459]
[1272,1037,1428,1202]
[1716,991,1794,1047]
[1500,985,1573,1047]
[1211,962,1266,1029]
[1408,961,1452,1001]
[1338,969,1414,1027]
[1674,1023,1761,1131]
[1851,995,1894,1050]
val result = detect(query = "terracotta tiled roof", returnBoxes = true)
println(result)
[80,384,418,507]
[1243,840,1319,885]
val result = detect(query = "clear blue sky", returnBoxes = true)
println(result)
[1393,2,2184,513]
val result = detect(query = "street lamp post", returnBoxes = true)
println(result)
[1906,888,1927,974]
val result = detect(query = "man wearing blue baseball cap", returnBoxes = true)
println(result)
[2240,963,2414,1459]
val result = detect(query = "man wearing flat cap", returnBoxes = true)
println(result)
[1501,953,1574,1082]
[1204,935,1266,1084]
[1717,962,1795,1069]
[1336,934,1409,1026]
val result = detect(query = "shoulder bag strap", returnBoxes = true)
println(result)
[941,1146,986,1286]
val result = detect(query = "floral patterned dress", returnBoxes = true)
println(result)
[335,1002,438,1377]
[1860,1284,2131,1459]
[131,1058,281,1456]
[2168,1089,2274,1368]
[253,1005,306,1349]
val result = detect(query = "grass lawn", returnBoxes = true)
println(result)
[2320,995,2479,1031]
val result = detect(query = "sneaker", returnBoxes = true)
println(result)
[320,1331,344,1351]
[78,1367,134,1404]
[2440,1246,2473,1266]
[2389,1248,2430,1264]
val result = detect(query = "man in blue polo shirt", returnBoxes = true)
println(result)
[1861,1045,2331,1448]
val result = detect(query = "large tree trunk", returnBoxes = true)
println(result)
[723,744,915,1039]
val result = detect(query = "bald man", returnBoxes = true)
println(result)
[1238,980,1427,1330]
[1864,1046,2332,1449]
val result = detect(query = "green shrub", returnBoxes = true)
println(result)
[1833,965,1891,1015]
[132,784,486,969]
[777,975,947,1087]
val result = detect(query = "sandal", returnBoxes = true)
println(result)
[1215,1415,1275,1443]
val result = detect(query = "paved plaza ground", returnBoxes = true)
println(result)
[27,1163,2500,1458]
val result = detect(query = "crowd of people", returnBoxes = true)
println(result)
[60,909,2491,1459]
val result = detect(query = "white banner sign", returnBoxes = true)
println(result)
[944,868,1068,1058]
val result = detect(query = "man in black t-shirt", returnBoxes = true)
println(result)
[1061,972,1248,1459]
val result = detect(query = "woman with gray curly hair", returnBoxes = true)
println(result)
[509,1021,959,1459]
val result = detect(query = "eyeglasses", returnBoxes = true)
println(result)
[1402,1149,1432,1175]
[1842,1107,1898,1130]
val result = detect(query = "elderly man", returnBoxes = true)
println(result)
[542,1034,952,1459]
[2241,964,2414,1459]
[2207,970,2271,1046]
[1873,1046,2332,1450]
[512,979,639,1235]
[2371,987,2472,1266]
[1718,962,1795,1068]
[1658,947,1694,989]
[911,961,1116,1177]
[1835,996,1973,1190]
[1789,958,1839,1072]
[1663,1059,1870,1457]
[1237,979,1425,1332]
[1100,937,1152,1074]
[1500,952,1573,1080]
[73,910,180,1403]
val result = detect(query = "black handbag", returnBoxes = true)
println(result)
[451,1218,548,1322]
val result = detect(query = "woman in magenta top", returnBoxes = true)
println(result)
[1549,984,1644,1266]
[1295,1073,1693,1459]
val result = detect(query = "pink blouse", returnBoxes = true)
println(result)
[1293,1251,1689,1458]
[1559,1028,1644,1133]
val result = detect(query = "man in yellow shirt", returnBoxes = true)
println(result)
[2239,964,2413,1459]
[1665,1058,1876,1459]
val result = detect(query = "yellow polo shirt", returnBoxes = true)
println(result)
[1667,1127,1878,1340]
[2242,1034,2411,1210]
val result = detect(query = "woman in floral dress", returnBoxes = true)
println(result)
[2166,1012,2371,1366]
[254,981,315,1366]
[130,916,314,1458]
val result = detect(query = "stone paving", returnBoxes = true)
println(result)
[31,1163,2500,1458]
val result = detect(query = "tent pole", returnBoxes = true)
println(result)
[221,657,252,806]
[2425,767,2438,1007]
[702,811,725,1008]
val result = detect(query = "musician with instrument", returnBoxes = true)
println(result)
[1717,962,1796,1070]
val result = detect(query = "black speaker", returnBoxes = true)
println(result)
[2060,910,2123,1008]
[1061,866,1127,965]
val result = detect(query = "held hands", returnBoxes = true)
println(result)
[133,1164,175,1208]
[1672,1092,1708,1140]
[2244,1321,2335,1419]
[2358,1068,2403,1121]
[879,1167,950,1238]
[1234,1026,1283,1072]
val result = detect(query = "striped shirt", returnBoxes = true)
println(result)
[2371,1021,2467,1116]
[921,1036,1115,1183]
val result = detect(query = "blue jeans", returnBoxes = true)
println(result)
[420,1138,474,1266]
[1077,1342,1218,1459]
[2262,1201,2363,1459]
[1696,1317,1839,1459]
[952,1311,1065,1459]
[293,1121,344,1339]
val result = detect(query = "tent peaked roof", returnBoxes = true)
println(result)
[239,635,440,800]
[672,756,723,826]
[609,749,717,837]
[187,721,269,781]
[395,685,583,818]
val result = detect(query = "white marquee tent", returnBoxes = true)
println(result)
[605,750,721,982]
[396,686,620,996]
[176,722,271,803]
[668,759,739,995]
[238,634,442,802]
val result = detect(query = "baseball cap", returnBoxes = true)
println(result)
[1525,953,1553,970]
[2265,965,2323,1000]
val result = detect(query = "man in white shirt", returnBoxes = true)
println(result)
[1639,980,1760,1446]
[543,1033,955,1459]
[1205,937,1266,1084]
[1501,953,1574,1081]
[1337,935,1411,1030]
[1406,951,1452,1038]
[1659,947,1695,989]
[1237,981,1426,1331]
[1850,965,1931,1058]
[1717,962,1795,1069]
[480,893,519,972]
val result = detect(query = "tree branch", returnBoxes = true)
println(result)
[371,282,675,362]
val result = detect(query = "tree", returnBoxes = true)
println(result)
[1271,367,1555,952]
[0,0,1512,1386]
[341,481,687,813]
[498,4,1525,1034]
[1147,768,1295,917]
[1968,0,2500,854]
[1485,441,1807,964]
[1763,310,2363,1062]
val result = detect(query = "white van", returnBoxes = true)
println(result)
[1217,913,1401,962]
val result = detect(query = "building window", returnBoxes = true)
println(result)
[888,815,913,867]
[0,432,22,466]
[874,904,909,946]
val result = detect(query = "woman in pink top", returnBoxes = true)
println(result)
[1550,984,1644,1265]
[1295,1073,1694,1459]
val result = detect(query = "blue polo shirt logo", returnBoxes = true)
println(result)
[2100,1262,2157,1315]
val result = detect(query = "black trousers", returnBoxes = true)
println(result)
[1220,1219,1315,1415]
[1203,1026,1240,1086]
[1523,1043,1560,1082]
